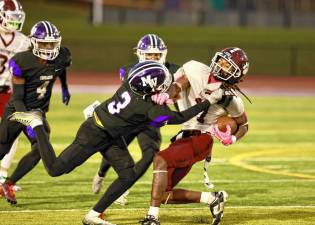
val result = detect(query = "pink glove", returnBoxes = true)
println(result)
[210,124,236,146]
[151,93,174,105]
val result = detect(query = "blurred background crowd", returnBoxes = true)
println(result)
[20,0,315,76]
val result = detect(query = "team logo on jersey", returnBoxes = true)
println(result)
[40,75,53,80]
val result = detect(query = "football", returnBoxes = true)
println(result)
[216,116,238,134]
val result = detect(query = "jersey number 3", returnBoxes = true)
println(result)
[108,91,131,114]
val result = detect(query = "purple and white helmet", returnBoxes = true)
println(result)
[128,61,172,96]
[0,0,25,32]
[135,34,167,64]
[30,21,61,61]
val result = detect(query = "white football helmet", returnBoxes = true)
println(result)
[0,0,25,32]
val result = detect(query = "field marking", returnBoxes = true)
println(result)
[17,179,315,185]
[1,206,315,213]
[229,149,315,179]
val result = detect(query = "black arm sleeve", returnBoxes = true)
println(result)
[168,100,210,124]
[59,69,68,89]
[12,83,27,111]
[148,100,210,125]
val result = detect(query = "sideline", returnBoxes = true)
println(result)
[229,149,315,179]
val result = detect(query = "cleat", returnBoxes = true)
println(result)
[114,190,129,205]
[209,191,228,225]
[9,110,43,128]
[92,173,104,194]
[0,176,22,192]
[139,215,160,225]
[82,214,116,225]
[2,182,17,204]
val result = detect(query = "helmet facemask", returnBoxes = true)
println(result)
[210,52,243,84]
[31,37,61,61]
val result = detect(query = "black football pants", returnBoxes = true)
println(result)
[98,126,161,178]
[33,117,140,212]
[0,111,50,183]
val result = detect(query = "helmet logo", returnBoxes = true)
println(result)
[141,75,158,89]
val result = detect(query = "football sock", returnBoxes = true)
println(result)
[200,192,215,204]
[87,209,101,218]
[148,206,160,218]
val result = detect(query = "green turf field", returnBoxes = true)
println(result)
[0,93,315,225]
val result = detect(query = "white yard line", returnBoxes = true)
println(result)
[1,206,315,213]
[17,179,315,185]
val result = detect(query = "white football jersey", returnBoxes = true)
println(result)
[0,31,30,87]
[174,60,245,132]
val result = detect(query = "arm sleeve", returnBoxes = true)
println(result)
[9,58,27,111]
[12,83,26,111]
[59,69,68,89]
[148,100,210,126]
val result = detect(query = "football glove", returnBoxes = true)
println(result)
[62,87,71,105]
[151,93,174,105]
[210,124,236,146]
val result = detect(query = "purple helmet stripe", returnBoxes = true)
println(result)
[128,61,161,78]
[43,21,52,36]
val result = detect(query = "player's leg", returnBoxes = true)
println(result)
[1,119,51,204]
[92,157,111,194]
[83,144,137,225]
[9,111,109,177]
[0,138,18,180]
[114,127,161,205]
[0,118,23,160]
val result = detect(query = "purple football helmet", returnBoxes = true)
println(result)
[30,21,61,60]
[128,61,172,96]
[135,34,167,64]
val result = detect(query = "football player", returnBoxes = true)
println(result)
[10,61,223,225]
[140,47,250,225]
[0,0,29,188]
[0,20,71,204]
[92,34,180,205]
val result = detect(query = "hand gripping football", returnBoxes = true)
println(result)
[216,116,238,134]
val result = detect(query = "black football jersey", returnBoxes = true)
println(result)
[7,47,71,112]
[94,82,210,138]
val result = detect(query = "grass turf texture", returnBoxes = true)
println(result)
[19,1,315,75]
[0,93,315,224]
